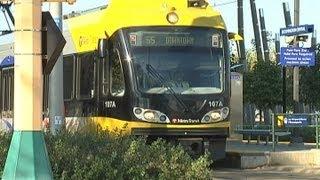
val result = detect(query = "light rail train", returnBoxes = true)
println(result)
[0,0,236,160]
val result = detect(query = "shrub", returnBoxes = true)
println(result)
[1,125,213,179]
[0,124,212,179]
[0,131,11,176]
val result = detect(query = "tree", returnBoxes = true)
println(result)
[300,44,320,110]
[244,60,282,124]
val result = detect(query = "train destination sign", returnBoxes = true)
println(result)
[143,34,195,46]
[280,24,314,36]
[280,47,315,66]
[129,32,221,47]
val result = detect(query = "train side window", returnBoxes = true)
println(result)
[63,55,75,100]
[1,70,5,112]
[8,68,13,111]
[3,70,8,111]
[78,52,95,99]
[110,48,125,97]
[1,68,14,114]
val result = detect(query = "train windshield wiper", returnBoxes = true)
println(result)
[146,64,193,114]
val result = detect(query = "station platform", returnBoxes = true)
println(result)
[226,139,316,153]
[219,139,320,169]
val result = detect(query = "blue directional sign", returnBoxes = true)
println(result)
[284,114,310,127]
[280,47,315,66]
[280,24,314,36]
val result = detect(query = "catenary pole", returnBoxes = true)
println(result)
[259,8,270,62]
[249,0,263,61]
[49,2,64,134]
[293,0,300,113]
[282,2,292,113]
[275,33,280,64]
[237,0,246,71]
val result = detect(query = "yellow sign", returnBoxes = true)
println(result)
[276,115,285,128]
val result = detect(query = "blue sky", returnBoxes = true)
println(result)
[1,0,319,49]
[213,0,319,48]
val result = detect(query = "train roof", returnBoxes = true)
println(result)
[0,0,227,57]
[65,0,227,53]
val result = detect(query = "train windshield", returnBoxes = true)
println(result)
[124,27,226,95]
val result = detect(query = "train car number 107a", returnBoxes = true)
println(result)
[208,100,223,108]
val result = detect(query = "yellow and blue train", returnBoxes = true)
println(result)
[0,0,234,160]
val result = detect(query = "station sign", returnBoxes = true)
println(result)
[283,114,310,127]
[280,24,314,36]
[280,47,315,66]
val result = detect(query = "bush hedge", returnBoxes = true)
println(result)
[0,132,11,176]
[0,125,213,179]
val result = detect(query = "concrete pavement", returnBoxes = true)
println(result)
[224,139,320,169]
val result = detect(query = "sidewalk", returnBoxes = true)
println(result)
[225,139,320,169]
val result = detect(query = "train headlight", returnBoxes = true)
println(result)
[203,115,211,122]
[134,108,143,115]
[144,111,156,120]
[201,107,229,123]
[167,12,179,24]
[220,107,230,120]
[159,115,167,122]
[133,107,170,123]
[210,112,221,120]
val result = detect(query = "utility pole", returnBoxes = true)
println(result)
[249,0,263,61]
[1,0,75,179]
[259,8,270,61]
[282,2,292,113]
[49,2,64,135]
[290,0,303,144]
[293,0,300,113]
[237,0,246,71]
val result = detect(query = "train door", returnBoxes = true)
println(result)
[76,52,96,116]
[63,54,77,116]
[63,53,96,117]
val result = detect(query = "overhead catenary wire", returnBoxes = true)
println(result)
[214,0,237,7]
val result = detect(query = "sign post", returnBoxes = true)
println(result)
[279,23,314,127]
[316,114,319,149]
[1,0,75,179]
[272,113,275,152]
